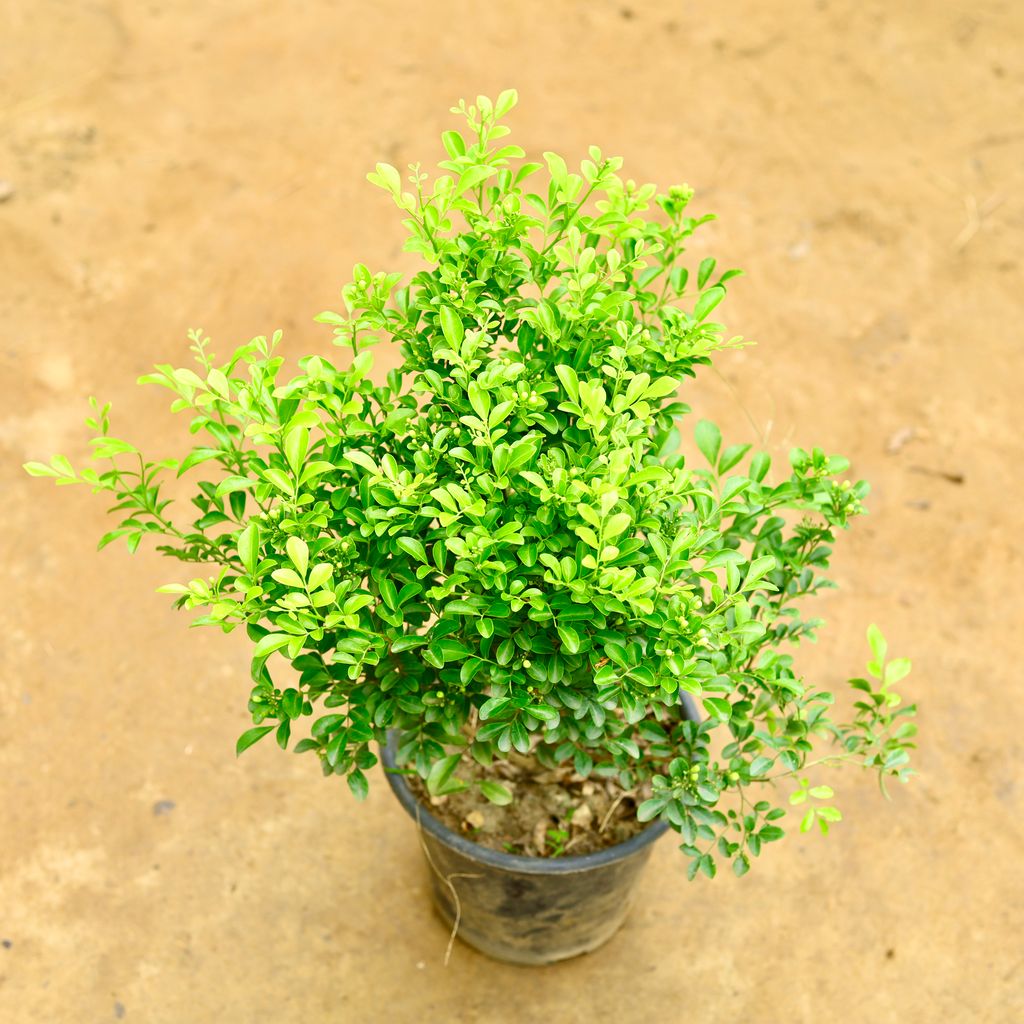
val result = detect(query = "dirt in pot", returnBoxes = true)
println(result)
[405,750,655,857]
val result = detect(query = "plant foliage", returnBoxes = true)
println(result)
[26,91,916,878]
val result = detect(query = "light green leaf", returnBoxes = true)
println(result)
[307,563,333,591]
[439,306,465,348]
[396,537,427,563]
[697,257,717,289]
[252,633,292,659]
[286,536,308,576]
[885,657,912,685]
[237,523,259,574]
[441,130,466,158]
[642,377,680,401]
[702,697,731,721]
[604,512,631,539]
[262,467,294,493]
[867,624,888,663]
[494,88,519,117]
[555,364,579,402]
[214,476,256,498]
[207,368,230,397]
[749,451,771,483]
[693,285,726,321]
[23,461,60,478]
[694,420,722,466]
[345,450,378,474]
[368,161,401,194]
[283,425,309,474]
[544,151,568,186]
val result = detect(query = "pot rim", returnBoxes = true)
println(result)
[379,692,700,875]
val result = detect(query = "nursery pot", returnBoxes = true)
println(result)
[380,693,700,966]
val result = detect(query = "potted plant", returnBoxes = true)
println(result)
[25,90,916,965]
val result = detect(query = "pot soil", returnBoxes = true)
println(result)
[381,693,700,965]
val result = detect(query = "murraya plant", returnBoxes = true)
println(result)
[26,90,916,880]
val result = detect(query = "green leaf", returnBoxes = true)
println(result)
[391,635,426,652]
[543,151,568,186]
[468,381,491,420]
[554,364,579,402]
[439,306,465,348]
[306,563,333,591]
[237,522,259,574]
[885,657,912,684]
[396,536,427,563]
[479,780,513,806]
[718,443,751,474]
[252,633,292,659]
[207,368,230,397]
[347,769,369,801]
[286,536,309,576]
[47,454,75,478]
[557,624,580,654]
[276,719,291,749]
[426,754,463,796]
[262,467,294,493]
[697,257,717,289]
[867,624,888,663]
[271,567,305,588]
[604,512,631,539]
[156,583,189,595]
[368,161,401,194]
[642,377,680,401]
[379,577,398,610]
[695,420,721,466]
[693,285,726,322]
[749,451,771,483]
[637,796,668,822]
[345,450,378,474]
[214,476,256,498]
[456,165,496,196]
[494,88,519,117]
[441,130,466,158]
[702,697,731,721]
[236,725,274,756]
[177,448,223,476]
[299,461,335,486]
[284,425,309,474]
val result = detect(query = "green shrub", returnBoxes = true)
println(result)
[26,91,915,878]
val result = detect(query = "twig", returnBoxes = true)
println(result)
[953,192,1004,251]
[598,792,629,834]
[413,806,481,966]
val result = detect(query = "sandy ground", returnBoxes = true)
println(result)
[2,1,1022,1021]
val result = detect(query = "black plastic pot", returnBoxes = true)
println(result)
[380,693,700,965]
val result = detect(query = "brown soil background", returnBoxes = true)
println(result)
[2,1,1022,1021]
